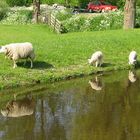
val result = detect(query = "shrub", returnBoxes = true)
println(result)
[0,0,9,20]
[6,0,26,6]
[62,10,124,32]
[54,9,73,21]
[63,16,87,32]
[0,9,33,24]
[6,0,32,6]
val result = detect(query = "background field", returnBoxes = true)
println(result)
[0,24,140,89]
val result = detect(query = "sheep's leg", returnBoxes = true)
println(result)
[95,61,98,67]
[99,60,102,67]
[31,60,33,68]
[13,60,17,68]
[29,58,33,68]
[29,53,35,68]
[5,55,10,59]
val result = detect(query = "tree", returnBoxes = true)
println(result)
[33,0,40,23]
[123,0,136,29]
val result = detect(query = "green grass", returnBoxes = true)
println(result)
[0,24,140,89]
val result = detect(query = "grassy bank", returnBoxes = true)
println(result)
[0,24,140,89]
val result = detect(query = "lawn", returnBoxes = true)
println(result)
[0,24,140,89]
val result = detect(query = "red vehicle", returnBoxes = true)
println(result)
[87,1,118,13]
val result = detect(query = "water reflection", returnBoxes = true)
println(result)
[128,70,137,83]
[1,95,35,117]
[89,76,103,91]
[1,71,140,140]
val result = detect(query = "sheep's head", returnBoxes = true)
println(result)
[130,60,137,65]
[88,59,93,65]
[133,60,137,65]
[0,46,7,54]
[88,58,96,65]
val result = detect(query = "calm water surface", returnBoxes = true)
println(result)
[0,70,140,140]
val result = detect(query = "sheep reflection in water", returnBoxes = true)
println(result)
[1,95,35,117]
[128,70,137,83]
[89,76,103,91]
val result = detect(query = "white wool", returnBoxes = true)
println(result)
[0,42,35,68]
[3,42,34,59]
[88,51,103,67]
[129,51,137,65]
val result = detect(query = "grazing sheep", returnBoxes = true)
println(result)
[88,51,103,67]
[89,76,103,91]
[1,95,35,117]
[0,42,35,68]
[129,51,137,65]
[128,70,137,83]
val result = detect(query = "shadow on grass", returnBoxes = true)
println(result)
[135,60,140,68]
[17,61,54,69]
[101,63,115,68]
[128,61,140,69]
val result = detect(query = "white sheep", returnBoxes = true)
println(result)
[88,51,103,67]
[0,42,35,68]
[129,51,137,65]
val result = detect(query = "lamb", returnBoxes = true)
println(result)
[88,51,103,67]
[129,51,137,65]
[1,95,35,117]
[0,42,35,68]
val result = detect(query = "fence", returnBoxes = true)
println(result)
[47,14,62,33]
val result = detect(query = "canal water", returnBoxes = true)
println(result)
[0,70,140,140]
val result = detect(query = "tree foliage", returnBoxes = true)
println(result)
[2,0,140,9]
[2,0,125,8]
[6,0,27,6]
[0,0,9,20]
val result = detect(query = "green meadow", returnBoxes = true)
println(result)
[0,24,140,89]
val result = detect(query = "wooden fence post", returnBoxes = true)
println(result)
[48,14,62,33]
